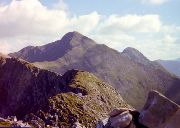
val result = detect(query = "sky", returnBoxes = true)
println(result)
[0,0,179,60]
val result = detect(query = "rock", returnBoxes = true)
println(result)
[109,108,130,117]
[128,123,137,128]
[139,90,180,128]
[0,117,6,122]
[0,116,31,128]
[110,111,133,128]
[72,121,85,128]
[129,110,147,128]
[96,118,109,128]
[96,108,148,128]
[164,109,180,128]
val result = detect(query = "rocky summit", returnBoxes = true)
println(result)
[9,31,180,109]
[0,55,130,127]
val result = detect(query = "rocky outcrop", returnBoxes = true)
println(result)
[0,56,130,127]
[139,90,180,128]
[97,90,180,128]
[0,56,64,118]
[9,31,180,109]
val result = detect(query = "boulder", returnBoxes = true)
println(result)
[96,108,147,128]
[164,109,180,128]
[110,111,133,128]
[109,108,132,117]
[96,118,109,128]
[139,90,180,128]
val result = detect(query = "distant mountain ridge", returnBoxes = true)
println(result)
[9,31,96,62]
[157,59,180,77]
[9,31,180,109]
[0,55,129,127]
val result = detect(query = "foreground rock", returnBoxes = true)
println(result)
[97,90,180,128]
[96,108,147,128]
[139,90,180,128]
[110,111,132,128]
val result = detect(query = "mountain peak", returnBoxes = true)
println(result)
[60,31,96,47]
[122,47,149,65]
[122,47,142,55]
[62,31,83,39]
[9,31,96,62]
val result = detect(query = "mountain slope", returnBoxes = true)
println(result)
[157,59,180,77]
[9,31,180,109]
[0,55,129,127]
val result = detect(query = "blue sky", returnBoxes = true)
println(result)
[1,0,180,25]
[43,0,180,25]
[0,0,179,60]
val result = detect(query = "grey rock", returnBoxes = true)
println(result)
[96,118,109,128]
[110,111,133,128]
[139,90,180,128]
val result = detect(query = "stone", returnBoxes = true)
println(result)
[109,108,130,117]
[128,123,137,128]
[96,118,109,128]
[110,111,133,128]
[164,109,180,128]
[139,90,180,128]
[72,121,85,128]
[129,110,147,128]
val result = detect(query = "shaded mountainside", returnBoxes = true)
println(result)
[157,59,180,77]
[0,56,130,127]
[9,31,180,109]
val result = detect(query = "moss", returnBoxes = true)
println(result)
[0,121,12,127]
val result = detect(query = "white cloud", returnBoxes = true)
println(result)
[0,0,179,60]
[0,0,100,52]
[96,14,162,34]
[0,0,100,38]
[141,0,169,5]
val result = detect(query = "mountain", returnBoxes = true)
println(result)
[9,31,180,109]
[157,59,180,77]
[0,55,130,127]
[9,31,96,62]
